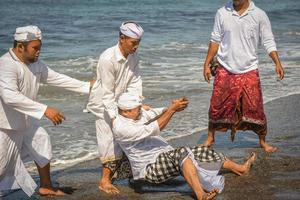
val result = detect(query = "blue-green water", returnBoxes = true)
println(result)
[0,0,299,168]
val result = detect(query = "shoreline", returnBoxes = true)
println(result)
[3,94,300,200]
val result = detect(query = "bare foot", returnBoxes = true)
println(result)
[202,189,218,200]
[38,187,66,196]
[261,143,278,153]
[242,152,256,175]
[98,181,120,194]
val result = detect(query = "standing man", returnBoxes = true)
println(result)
[87,21,144,194]
[0,25,93,197]
[202,0,284,153]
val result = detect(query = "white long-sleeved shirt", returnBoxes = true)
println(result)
[87,44,142,119]
[0,49,90,130]
[113,107,173,180]
[211,1,277,74]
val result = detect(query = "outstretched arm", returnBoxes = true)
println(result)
[157,97,189,130]
[41,65,90,94]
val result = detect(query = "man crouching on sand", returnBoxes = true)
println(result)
[112,93,256,200]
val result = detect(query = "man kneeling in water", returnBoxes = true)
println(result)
[113,93,256,200]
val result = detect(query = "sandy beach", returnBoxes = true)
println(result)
[2,94,300,200]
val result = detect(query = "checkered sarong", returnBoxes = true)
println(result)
[102,154,133,181]
[144,146,225,184]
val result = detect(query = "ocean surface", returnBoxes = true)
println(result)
[0,0,299,170]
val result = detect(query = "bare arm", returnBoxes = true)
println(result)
[269,51,284,80]
[157,97,189,130]
[203,42,219,83]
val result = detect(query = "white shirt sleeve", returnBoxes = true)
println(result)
[0,63,47,119]
[127,62,142,96]
[114,120,160,142]
[99,58,118,119]
[259,11,277,54]
[40,63,90,94]
[211,10,222,44]
[144,107,167,119]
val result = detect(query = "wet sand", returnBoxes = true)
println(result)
[3,94,300,200]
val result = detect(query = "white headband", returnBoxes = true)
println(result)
[117,93,142,110]
[14,25,42,42]
[120,21,144,39]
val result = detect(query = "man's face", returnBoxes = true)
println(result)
[125,106,142,120]
[120,36,140,55]
[232,0,248,7]
[22,40,42,63]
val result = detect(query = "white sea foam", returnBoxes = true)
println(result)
[51,151,99,170]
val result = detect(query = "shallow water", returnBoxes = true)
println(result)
[0,0,299,169]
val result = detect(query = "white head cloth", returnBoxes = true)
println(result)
[14,25,42,42]
[117,93,142,110]
[120,21,144,39]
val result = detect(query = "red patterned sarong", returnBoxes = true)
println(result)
[209,66,267,141]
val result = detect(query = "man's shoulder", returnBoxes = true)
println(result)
[0,52,18,72]
[0,52,12,64]
[215,3,231,17]
[113,116,128,130]
[252,5,268,18]
[99,45,116,62]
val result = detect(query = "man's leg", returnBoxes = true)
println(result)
[36,163,65,196]
[182,158,218,200]
[22,122,65,196]
[96,117,123,194]
[258,135,277,153]
[99,166,119,194]
[145,148,219,199]
[203,128,215,147]
[0,129,37,197]
[222,152,256,176]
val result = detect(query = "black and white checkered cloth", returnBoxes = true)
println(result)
[144,146,226,184]
[103,154,133,181]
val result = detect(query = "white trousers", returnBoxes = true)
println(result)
[96,111,123,163]
[0,121,51,197]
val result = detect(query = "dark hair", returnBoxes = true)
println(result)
[13,40,29,48]
[119,31,130,39]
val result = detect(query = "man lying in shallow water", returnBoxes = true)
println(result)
[112,93,256,200]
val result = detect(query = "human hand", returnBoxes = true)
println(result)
[203,65,211,83]
[44,107,66,125]
[275,64,284,80]
[170,97,189,112]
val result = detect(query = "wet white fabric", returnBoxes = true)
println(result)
[87,44,142,163]
[14,25,42,42]
[211,1,277,74]
[0,49,90,196]
[117,93,142,110]
[120,22,144,39]
[185,148,224,193]
[0,128,37,197]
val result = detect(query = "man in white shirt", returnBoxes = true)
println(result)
[0,25,93,197]
[113,93,256,200]
[202,0,285,153]
[87,21,146,194]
